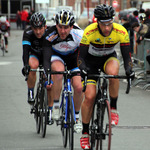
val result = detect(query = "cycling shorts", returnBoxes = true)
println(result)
[51,50,80,71]
[84,51,119,83]
[29,53,43,65]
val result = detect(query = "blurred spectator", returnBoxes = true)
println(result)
[133,10,139,21]
[145,9,150,19]
[27,8,35,23]
[21,8,29,30]
[139,8,145,14]
[139,13,150,25]
[132,22,150,73]
[16,10,21,29]
[121,16,134,54]
[132,22,150,44]
[128,12,138,26]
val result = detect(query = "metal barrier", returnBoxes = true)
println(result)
[132,38,150,90]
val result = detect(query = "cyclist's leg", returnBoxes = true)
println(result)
[104,57,120,125]
[27,55,39,104]
[50,55,64,120]
[4,36,8,52]
[80,83,96,149]
[4,32,8,52]
[71,74,83,133]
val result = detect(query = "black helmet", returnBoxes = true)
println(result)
[30,12,46,28]
[55,9,75,26]
[94,4,115,21]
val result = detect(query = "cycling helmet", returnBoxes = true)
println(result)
[55,9,75,26]
[0,16,6,23]
[30,12,46,28]
[94,4,115,21]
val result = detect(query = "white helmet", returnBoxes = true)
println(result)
[0,16,6,23]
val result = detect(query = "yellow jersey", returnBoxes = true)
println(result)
[80,22,130,57]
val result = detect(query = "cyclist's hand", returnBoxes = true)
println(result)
[126,69,135,81]
[22,65,30,76]
[44,80,53,90]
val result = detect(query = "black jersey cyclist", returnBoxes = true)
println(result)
[22,12,52,106]
[43,9,83,133]
[78,4,135,149]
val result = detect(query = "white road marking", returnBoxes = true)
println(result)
[0,62,12,65]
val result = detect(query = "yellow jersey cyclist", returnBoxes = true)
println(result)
[77,4,135,149]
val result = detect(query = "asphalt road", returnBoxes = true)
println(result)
[0,30,150,150]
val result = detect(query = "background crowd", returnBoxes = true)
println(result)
[16,8,35,30]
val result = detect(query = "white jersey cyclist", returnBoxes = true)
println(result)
[44,24,83,65]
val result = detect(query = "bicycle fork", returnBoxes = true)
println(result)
[63,78,76,128]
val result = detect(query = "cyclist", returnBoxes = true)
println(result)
[0,16,10,53]
[22,12,53,124]
[43,9,83,133]
[77,4,135,149]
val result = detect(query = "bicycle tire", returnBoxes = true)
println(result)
[96,99,111,150]
[61,91,68,148]
[90,103,96,150]
[68,93,74,150]
[41,88,48,138]
[35,83,41,134]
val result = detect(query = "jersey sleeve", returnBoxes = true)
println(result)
[22,30,31,66]
[118,25,130,46]
[80,26,91,46]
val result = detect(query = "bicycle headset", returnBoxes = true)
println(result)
[30,12,46,28]
[55,9,75,26]
[94,4,115,22]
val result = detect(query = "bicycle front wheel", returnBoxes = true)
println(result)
[41,88,48,138]
[68,93,74,150]
[96,100,112,150]
[34,83,41,134]
[61,92,68,148]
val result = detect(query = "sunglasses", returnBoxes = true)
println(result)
[98,20,113,26]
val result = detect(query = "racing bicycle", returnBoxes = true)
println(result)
[83,70,131,150]
[26,65,50,138]
[48,66,80,150]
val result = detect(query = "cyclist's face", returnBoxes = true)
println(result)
[98,20,113,37]
[32,26,46,39]
[56,24,73,40]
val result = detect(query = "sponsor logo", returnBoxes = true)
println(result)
[60,44,72,51]
[81,35,88,43]
[95,38,100,42]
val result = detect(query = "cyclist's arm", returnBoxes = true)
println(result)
[22,31,31,66]
[77,44,89,70]
[22,44,30,66]
[120,44,133,71]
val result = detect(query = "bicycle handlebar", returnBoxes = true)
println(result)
[83,74,131,94]
[25,68,53,86]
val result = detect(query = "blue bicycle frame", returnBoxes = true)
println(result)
[61,75,76,126]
